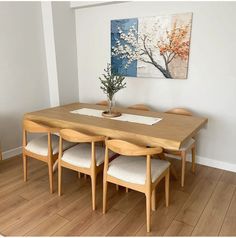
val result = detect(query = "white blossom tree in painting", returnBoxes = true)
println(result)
[112,14,192,79]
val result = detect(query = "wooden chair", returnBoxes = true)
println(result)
[0,143,2,160]
[165,108,196,187]
[58,129,107,210]
[128,104,151,111]
[116,104,151,193]
[22,120,73,193]
[103,139,170,232]
[96,100,108,106]
[76,100,109,180]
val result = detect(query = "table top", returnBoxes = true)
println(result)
[24,102,208,150]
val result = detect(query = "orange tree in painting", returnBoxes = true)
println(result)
[112,19,191,78]
[157,22,190,78]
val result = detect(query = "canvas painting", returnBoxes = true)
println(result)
[111,13,193,79]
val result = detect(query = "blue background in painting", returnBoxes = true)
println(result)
[111,18,138,77]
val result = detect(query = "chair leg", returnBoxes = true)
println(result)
[191,146,196,173]
[58,163,62,196]
[146,192,151,232]
[126,187,129,193]
[48,161,54,194]
[23,154,27,182]
[151,189,156,211]
[103,180,108,214]
[181,151,186,187]
[91,174,96,210]
[165,169,170,207]
[78,172,81,179]
[116,184,119,191]
[84,174,87,179]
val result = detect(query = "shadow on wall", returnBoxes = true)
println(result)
[0,113,23,152]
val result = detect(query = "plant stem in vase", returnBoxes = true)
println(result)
[108,96,115,114]
[99,64,126,118]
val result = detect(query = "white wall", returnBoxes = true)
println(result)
[52,2,79,105]
[41,1,60,107]
[75,2,236,169]
[0,2,50,156]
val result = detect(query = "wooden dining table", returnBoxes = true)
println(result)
[24,102,208,178]
[24,102,207,151]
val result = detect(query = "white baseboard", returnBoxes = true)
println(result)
[195,155,236,173]
[2,147,22,160]
[1,146,236,173]
[169,153,236,173]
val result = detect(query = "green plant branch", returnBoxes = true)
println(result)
[99,64,126,100]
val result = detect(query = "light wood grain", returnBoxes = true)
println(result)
[24,103,207,150]
[25,214,69,236]
[219,189,236,236]
[135,190,189,236]
[220,170,236,185]
[2,183,85,236]
[175,177,218,226]
[81,208,126,236]
[108,197,146,236]
[164,220,194,236]
[0,155,235,236]
[192,181,235,236]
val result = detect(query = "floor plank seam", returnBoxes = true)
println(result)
[50,219,71,237]
[109,202,145,236]
[56,213,71,222]
[173,176,205,225]
[110,207,127,215]
[168,173,202,228]
[189,172,222,236]
[26,214,70,236]
[163,191,191,236]
[217,186,236,236]
[18,194,31,202]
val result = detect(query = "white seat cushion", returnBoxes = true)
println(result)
[180,138,195,151]
[107,156,170,185]
[25,134,73,156]
[61,143,112,168]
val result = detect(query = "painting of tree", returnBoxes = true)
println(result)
[111,13,192,79]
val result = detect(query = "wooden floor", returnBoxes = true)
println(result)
[0,155,236,236]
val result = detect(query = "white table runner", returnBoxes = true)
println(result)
[70,108,162,126]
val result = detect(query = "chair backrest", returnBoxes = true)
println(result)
[106,139,162,156]
[128,104,151,111]
[104,139,163,187]
[165,108,193,116]
[60,129,105,143]
[23,120,51,133]
[23,120,54,155]
[96,100,108,106]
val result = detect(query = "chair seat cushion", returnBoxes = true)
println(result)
[107,156,170,185]
[61,144,112,168]
[25,134,73,156]
[180,138,195,151]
